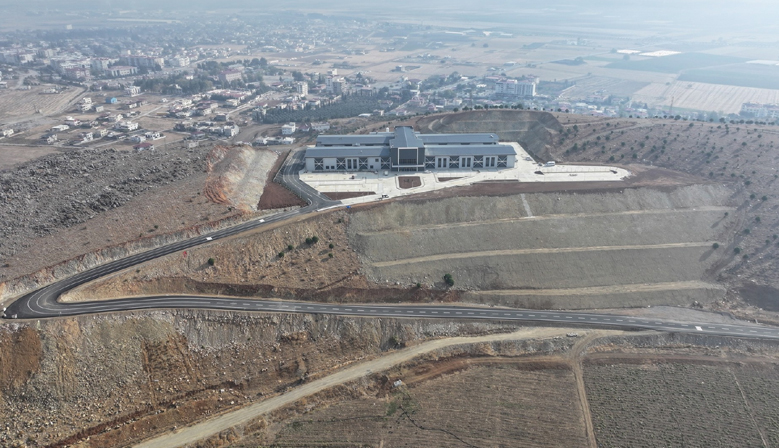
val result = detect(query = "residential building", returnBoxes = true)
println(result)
[281,122,296,135]
[219,70,243,84]
[310,122,331,132]
[121,55,164,69]
[130,135,146,143]
[296,82,308,96]
[168,56,190,67]
[115,121,139,131]
[494,78,536,97]
[125,86,141,97]
[106,66,138,78]
[305,126,517,172]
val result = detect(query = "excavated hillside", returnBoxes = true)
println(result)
[415,109,564,160]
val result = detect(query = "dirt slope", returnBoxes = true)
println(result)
[416,109,563,160]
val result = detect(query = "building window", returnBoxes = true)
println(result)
[314,158,324,170]
[473,156,483,168]
[381,157,391,169]
[484,156,496,168]
[449,155,459,169]
[498,156,507,168]
[425,157,435,168]
[336,158,346,170]
[359,157,369,170]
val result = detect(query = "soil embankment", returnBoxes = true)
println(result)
[203,145,278,211]
[349,184,736,309]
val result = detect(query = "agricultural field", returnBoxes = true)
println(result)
[631,81,779,114]
[606,53,746,74]
[679,63,779,90]
[558,75,650,100]
[584,362,779,448]
[268,364,589,447]
[0,85,86,122]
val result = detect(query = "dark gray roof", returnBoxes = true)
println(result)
[420,133,499,144]
[315,134,391,146]
[390,126,424,148]
[425,144,516,157]
[305,146,389,158]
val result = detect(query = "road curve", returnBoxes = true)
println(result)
[4,149,779,341]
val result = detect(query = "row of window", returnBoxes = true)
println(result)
[313,156,507,171]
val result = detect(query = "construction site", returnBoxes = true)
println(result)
[2,109,779,447]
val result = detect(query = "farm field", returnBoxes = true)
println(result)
[584,361,779,448]
[0,85,86,122]
[631,81,779,114]
[268,364,589,447]
[558,75,650,100]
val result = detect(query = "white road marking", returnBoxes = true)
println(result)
[695,326,703,331]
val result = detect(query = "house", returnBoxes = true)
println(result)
[222,125,239,137]
[64,117,81,127]
[281,137,295,145]
[80,132,93,142]
[130,135,146,143]
[94,128,108,138]
[94,105,104,113]
[281,122,296,135]
[134,142,154,151]
[125,86,141,97]
[310,122,331,132]
[305,126,517,172]
[145,131,163,140]
[107,66,138,78]
[115,121,139,131]
[44,134,58,144]
[1,129,14,138]
[105,97,117,104]
[51,125,69,132]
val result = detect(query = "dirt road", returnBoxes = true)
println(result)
[133,327,593,448]
[370,242,714,268]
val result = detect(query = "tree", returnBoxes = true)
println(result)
[287,244,294,251]
[312,236,319,244]
[207,258,215,266]
[712,243,720,249]
[443,273,454,287]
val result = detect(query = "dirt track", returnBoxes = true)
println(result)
[134,327,595,448]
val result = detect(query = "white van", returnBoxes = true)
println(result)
[544,161,556,167]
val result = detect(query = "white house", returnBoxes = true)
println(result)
[130,135,146,143]
[281,122,296,135]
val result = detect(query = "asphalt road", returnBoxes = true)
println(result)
[4,149,779,341]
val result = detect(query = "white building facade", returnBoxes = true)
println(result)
[305,126,516,173]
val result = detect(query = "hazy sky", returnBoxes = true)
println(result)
[1,0,777,36]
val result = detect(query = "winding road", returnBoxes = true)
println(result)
[4,149,779,340]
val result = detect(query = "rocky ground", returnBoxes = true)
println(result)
[0,311,518,448]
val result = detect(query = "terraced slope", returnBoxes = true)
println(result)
[349,184,736,309]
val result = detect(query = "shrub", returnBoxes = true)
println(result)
[305,237,313,245]
[734,247,741,254]
[312,236,319,244]
[329,243,334,249]
[712,243,719,250]
[207,258,215,266]
[287,244,294,251]
[278,252,284,258]
[328,252,334,258]
[443,273,454,287]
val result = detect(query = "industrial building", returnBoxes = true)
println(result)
[304,126,517,172]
